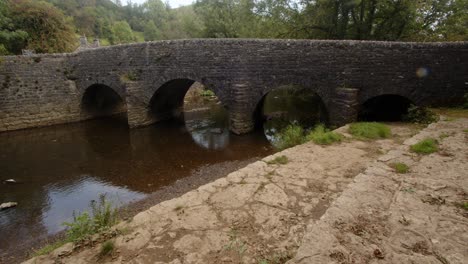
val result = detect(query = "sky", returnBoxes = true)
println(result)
[128,0,195,8]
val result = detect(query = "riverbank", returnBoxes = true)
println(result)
[22,121,429,264]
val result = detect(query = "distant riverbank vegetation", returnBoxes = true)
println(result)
[1,0,467,55]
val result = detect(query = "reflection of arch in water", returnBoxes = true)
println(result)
[359,94,414,121]
[81,84,127,119]
[254,84,328,127]
[150,79,230,150]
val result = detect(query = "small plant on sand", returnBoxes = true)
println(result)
[306,124,342,145]
[403,105,439,124]
[273,124,306,150]
[63,194,118,242]
[100,240,115,256]
[199,89,215,97]
[33,241,66,256]
[174,205,184,211]
[224,228,247,261]
[267,155,289,165]
[349,122,391,139]
[392,162,409,174]
[454,201,468,210]
[410,138,438,154]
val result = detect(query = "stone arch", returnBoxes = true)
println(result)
[253,84,329,128]
[358,94,415,121]
[81,84,127,119]
[148,78,228,123]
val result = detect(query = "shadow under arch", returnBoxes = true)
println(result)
[253,84,329,129]
[81,84,127,119]
[149,78,230,150]
[359,94,414,122]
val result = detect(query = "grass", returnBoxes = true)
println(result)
[199,89,215,97]
[455,201,468,210]
[306,124,342,145]
[34,194,118,256]
[348,122,391,139]
[463,129,468,133]
[431,108,468,119]
[273,124,306,150]
[267,155,289,165]
[33,241,66,257]
[100,240,115,256]
[404,105,439,124]
[410,138,439,154]
[392,162,409,174]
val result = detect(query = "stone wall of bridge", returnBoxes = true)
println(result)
[0,39,467,133]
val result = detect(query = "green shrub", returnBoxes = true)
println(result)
[403,105,439,124]
[200,89,215,97]
[348,122,391,139]
[410,138,438,154]
[273,124,306,150]
[63,194,118,242]
[392,162,409,174]
[267,155,289,165]
[306,124,342,145]
[100,240,115,256]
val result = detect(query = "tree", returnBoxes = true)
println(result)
[0,1,29,55]
[111,20,134,43]
[143,20,160,41]
[6,0,77,54]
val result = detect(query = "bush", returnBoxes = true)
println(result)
[100,240,115,256]
[392,162,409,174]
[274,124,307,150]
[410,138,438,154]
[200,89,215,97]
[266,155,289,165]
[306,124,342,145]
[403,105,439,124]
[348,122,391,139]
[63,194,118,242]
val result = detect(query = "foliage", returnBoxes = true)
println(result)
[392,162,409,174]
[266,155,289,165]
[100,240,115,256]
[200,89,215,97]
[62,194,118,242]
[348,122,391,139]
[410,138,439,154]
[33,241,66,256]
[273,124,306,150]
[403,105,439,124]
[306,124,342,145]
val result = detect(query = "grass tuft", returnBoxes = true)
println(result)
[392,162,409,174]
[410,138,438,154]
[33,241,66,257]
[100,240,115,256]
[306,124,342,145]
[267,155,289,165]
[273,124,306,150]
[349,122,391,139]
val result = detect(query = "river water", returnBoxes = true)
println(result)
[0,88,322,256]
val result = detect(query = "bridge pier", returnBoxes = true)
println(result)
[329,88,359,128]
[229,82,256,135]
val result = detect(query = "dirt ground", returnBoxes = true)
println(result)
[22,120,439,264]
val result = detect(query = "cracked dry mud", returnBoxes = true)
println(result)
[23,119,467,264]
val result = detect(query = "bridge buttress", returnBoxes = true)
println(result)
[329,88,360,128]
[229,82,256,135]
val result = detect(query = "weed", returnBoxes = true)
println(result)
[120,71,138,82]
[273,124,306,150]
[401,187,415,193]
[306,124,342,145]
[174,205,184,211]
[199,89,215,97]
[266,155,289,165]
[33,241,66,256]
[463,129,468,133]
[410,138,438,154]
[392,162,409,174]
[403,105,439,124]
[454,201,468,210]
[348,122,391,139]
[63,194,118,242]
[225,228,247,260]
[439,132,450,139]
[100,240,115,256]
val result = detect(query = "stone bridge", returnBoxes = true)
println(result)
[0,39,466,134]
